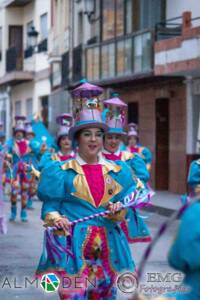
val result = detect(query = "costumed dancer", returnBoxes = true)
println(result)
[36,80,141,300]
[25,121,41,209]
[38,114,75,170]
[6,116,31,222]
[127,123,152,171]
[102,94,151,243]
[131,160,200,300]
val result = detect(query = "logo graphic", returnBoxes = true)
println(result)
[117,272,138,294]
[40,273,60,293]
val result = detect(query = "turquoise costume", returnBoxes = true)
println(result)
[102,150,151,243]
[36,156,138,299]
[188,159,200,193]
[156,160,200,300]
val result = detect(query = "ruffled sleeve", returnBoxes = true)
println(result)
[141,147,152,170]
[38,161,66,223]
[128,153,150,184]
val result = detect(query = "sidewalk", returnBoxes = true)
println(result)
[143,190,182,216]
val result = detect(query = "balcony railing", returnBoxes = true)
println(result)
[6,47,23,72]
[85,30,153,83]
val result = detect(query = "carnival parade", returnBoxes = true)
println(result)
[0,1,200,300]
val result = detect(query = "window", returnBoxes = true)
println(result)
[26,98,32,120]
[51,62,62,88]
[140,0,165,30]
[26,20,33,48]
[102,0,115,40]
[0,27,2,61]
[116,0,124,37]
[15,101,21,115]
[40,13,48,40]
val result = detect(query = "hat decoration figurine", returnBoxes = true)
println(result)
[103,93,127,135]
[56,113,73,141]
[128,122,138,137]
[14,116,26,132]
[69,79,108,140]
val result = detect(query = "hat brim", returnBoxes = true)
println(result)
[106,128,127,136]
[69,121,109,140]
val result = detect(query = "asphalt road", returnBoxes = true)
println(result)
[0,198,182,300]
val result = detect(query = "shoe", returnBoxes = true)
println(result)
[20,209,28,222]
[9,205,17,221]
[27,198,34,210]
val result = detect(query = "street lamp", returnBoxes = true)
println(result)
[27,26,39,48]
[83,0,99,24]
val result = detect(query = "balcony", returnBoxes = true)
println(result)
[1,0,32,7]
[85,30,154,85]
[0,46,33,86]
[155,12,200,76]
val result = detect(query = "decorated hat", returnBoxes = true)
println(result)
[0,122,5,138]
[128,123,138,137]
[103,93,127,135]
[68,80,108,140]
[25,121,35,135]
[14,116,26,132]
[56,113,73,141]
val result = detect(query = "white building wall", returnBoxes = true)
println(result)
[167,0,200,25]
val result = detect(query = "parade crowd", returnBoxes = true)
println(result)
[0,80,199,300]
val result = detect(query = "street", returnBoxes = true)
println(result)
[0,195,181,300]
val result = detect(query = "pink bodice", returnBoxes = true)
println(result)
[16,140,28,156]
[82,164,105,207]
[130,146,139,154]
[103,152,122,161]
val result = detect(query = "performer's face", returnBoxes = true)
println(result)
[77,128,103,159]
[26,133,35,140]
[15,131,24,141]
[59,135,71,151]
[128,135,137,147]
[104,134,121,153]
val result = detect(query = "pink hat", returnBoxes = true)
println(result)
[128,123,138,137]
[103,93,127,135]
[69,81,108,140]
[14,116,26,132]
[56,113,73,140]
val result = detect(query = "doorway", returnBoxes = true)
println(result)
[9,26,23,70]
[155,98,169,190]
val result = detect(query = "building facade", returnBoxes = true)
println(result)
[0,0,51,135]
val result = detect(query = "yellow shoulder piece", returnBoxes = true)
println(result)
[61,159,83,174]
[121,151,134,161]
[51,154,59,161]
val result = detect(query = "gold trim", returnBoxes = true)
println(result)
[61,158,121,175]
[51,153,60,161]
[121,151,134,161]
[43,211,62,227]
[195,184,200,194]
